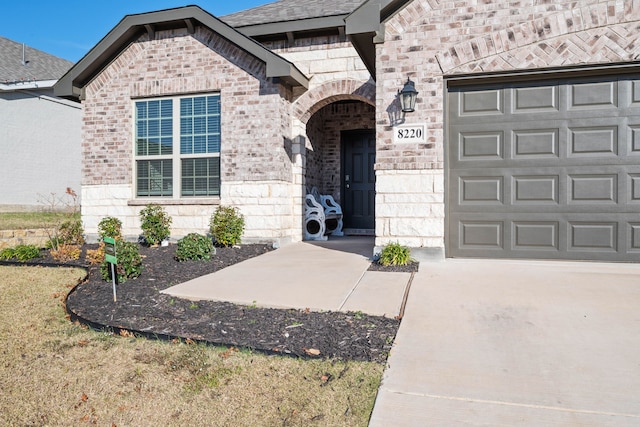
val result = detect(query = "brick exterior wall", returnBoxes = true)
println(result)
[79,25,376,244]
[375,0,640,249]
[80,27,297,242]
[83,27,292,186]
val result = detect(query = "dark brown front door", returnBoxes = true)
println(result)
[342,130,376,230]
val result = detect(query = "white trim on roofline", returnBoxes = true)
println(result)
[0,79,58,91]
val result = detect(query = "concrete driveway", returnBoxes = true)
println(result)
[370,258,640,426]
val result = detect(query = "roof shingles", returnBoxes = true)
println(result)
[0,36,73,84]
[221,0,366,27]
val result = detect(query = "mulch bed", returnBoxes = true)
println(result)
[3,243,406,363]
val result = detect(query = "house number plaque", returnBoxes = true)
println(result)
[394,123,426,143]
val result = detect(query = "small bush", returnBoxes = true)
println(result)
[98,216,122,241]
[140,204,172,246]
[0,248,13,260]
[86,243,105,265]
[50,244,81,262]
[0,244,41,262]
[59,219,85,245]
[46,218,85,249]
[209,206,244,247]
[378,242,414,266]
[176,233,214,262]
[100,240,143,283]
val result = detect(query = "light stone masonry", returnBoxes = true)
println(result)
[374,169,444,248]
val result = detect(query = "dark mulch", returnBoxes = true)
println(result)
[3,243,402,363]
[368,260,419,273]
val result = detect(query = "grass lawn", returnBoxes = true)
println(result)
[0,211,80,230]
[0,266,383,426]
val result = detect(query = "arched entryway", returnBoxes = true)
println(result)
[305,100,376,234]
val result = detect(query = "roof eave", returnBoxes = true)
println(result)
[345,0,412,78]
[0,79,58,91]
[54,6,309,100]
[233,15,348,38]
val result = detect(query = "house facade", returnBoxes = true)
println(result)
[0,37,81,211]
[56,0,640,262]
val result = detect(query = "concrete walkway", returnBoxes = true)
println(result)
[369,259,640,426]
[162,236,410,318]
[164,239,640,425]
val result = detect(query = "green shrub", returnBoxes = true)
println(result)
[176,233,214,261]
[0,248,13,260]
[0,244,41,262]
[140,204,172,246]
[46,218,85,249]
[100,240,143,283]
[209,206,245,247]
[378,242,414,266]
[98,216,123,241]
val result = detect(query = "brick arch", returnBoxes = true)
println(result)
[294,79,375,124]
[437,4,640,74]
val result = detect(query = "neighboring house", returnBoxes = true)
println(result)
[0,36,81,211]
[55,1,640,262]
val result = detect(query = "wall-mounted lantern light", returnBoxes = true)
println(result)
[398,77,418,113]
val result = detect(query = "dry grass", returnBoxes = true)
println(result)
[0,212,80,230]
[0,266,383,426]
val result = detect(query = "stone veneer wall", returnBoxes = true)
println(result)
[375,0,640,249]
[80,27,297,244]
[0,229,54,251]
[264,36,371,90]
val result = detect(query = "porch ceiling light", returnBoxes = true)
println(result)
[398,77,418,113]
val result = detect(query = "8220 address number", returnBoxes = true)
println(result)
[394,124,426,143]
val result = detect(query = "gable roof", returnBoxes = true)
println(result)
[54,5,309,101]
[0,36,73,86]
[222,0,411,78]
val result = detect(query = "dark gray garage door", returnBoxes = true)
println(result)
[447,73,640,261]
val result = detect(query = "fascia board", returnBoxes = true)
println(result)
[54,5,309,99]
[235,15,348,37]
[0,79,57,91]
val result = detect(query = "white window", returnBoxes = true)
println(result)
[134,94,221,198]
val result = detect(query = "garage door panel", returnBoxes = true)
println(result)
[568,126,618,157]
[513,129,559,158]
[453,167,640,212]
[629,174,640,201]
[450,213,640,260]
[628,126,640,153]
[569,81,618,109]
[513,221,559,250]
[569,222,618,252]
[459,221,503,249]
[460,176,503,205]
[458,89,502,116]
[459,132,504,160]
[568,174,618,204]
[447,73,640,261]
[513,175,559,204]
[513,85,558,112]
[629,80,640,106]
[628,223,640,251]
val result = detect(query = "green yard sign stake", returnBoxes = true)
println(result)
[104,237,117,302]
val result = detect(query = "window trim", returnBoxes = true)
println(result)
[133,93,221,199]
